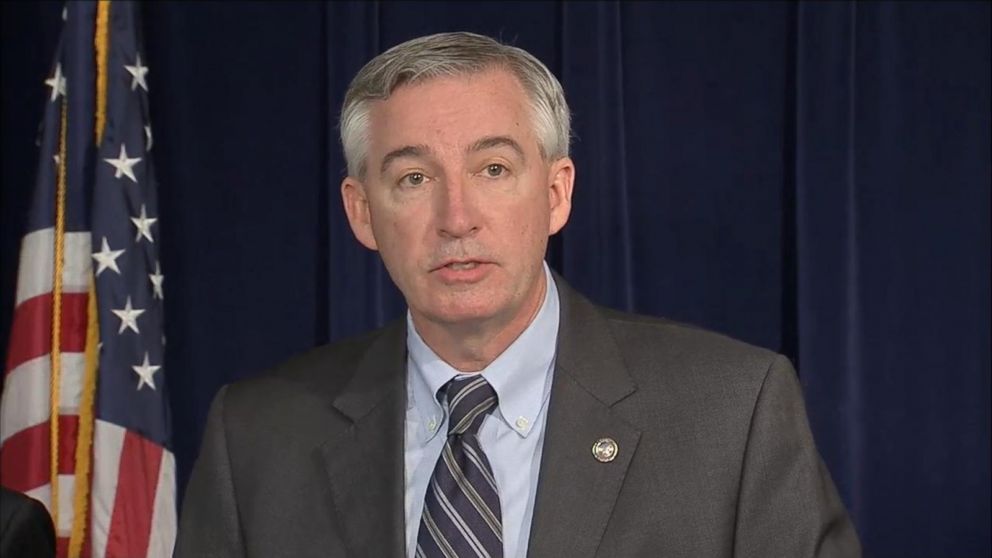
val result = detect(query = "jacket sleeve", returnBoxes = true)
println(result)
[174,385,246,557]
[733,355,862,557]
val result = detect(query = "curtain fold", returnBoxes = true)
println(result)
[325,1,407,342]
[796,3,990,554]
[557,1,635,312]
[795,0,864,523]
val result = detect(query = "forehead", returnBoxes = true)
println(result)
[366,68,537,159]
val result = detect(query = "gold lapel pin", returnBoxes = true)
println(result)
[592,437,618,463]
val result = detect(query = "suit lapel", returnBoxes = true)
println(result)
[313,320,407,558]
[528,276,642,558]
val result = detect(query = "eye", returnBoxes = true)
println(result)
[399,172,427,188]
[484,164,507,178]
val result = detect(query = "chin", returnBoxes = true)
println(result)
[420,294,506,327]
[429,305,500,327]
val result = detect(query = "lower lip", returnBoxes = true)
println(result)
[433,262,493,284]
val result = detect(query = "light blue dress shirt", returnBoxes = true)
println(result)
[404,263,559,558]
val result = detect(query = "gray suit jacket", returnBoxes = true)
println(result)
[176,276,860,557]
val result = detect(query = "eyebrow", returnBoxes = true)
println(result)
[380,144,432,176]
[469,136,525,160]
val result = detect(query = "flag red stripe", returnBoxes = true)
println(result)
[54,534,94,558]
[0,416,80,492]
[105,431,162,558]
[4,292,88,372]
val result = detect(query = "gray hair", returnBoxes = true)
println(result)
[340,32,571,178]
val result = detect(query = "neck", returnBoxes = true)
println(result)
[413,273,548,372]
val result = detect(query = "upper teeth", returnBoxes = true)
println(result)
[448,262,478,270]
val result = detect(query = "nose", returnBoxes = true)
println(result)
[435,176,479,239]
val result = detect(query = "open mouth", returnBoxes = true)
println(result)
[432,259,492,283]
[443,261,480,270]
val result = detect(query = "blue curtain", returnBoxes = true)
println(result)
[1,2,988,556]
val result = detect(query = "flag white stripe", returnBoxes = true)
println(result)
[0,353,85,445]
[147,450,177,558]
[25,474,76,535]
[15,229,92,306]
[91,420,126,558]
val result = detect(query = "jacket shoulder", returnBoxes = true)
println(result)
[220,320,402,419]
[598,307,784,396]
[602,307,779,362]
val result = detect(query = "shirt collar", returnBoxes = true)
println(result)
[407,262,560,441]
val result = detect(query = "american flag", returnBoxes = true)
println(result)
[0,2,175,557]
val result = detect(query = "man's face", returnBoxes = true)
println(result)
[341,68,574,332]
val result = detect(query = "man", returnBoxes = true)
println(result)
[176,32,860,557]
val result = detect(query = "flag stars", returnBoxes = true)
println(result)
[103,144,142,183]
[92,237,125,276]
[132,352,161,391]
[111,296,145,334]
[150,262,165,300]
[45,63,66,103]
[124,53,149,92]
[144,125,153,151]
[131,204,158,243]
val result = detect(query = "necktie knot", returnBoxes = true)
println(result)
[444,376,497,436]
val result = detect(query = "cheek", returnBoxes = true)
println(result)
[518,187,552,232]
[383,220,415,257]
[499,199,550,255]
[370,208,429,271]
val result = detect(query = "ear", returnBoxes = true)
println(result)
[341,176,379,251]
[547,157,574,235]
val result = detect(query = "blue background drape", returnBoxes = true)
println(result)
[2,2,988,556]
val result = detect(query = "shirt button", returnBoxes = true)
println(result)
[428,418,437,432]
[515,416,529,431]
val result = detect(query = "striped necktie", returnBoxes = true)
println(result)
[417,376,503,558]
